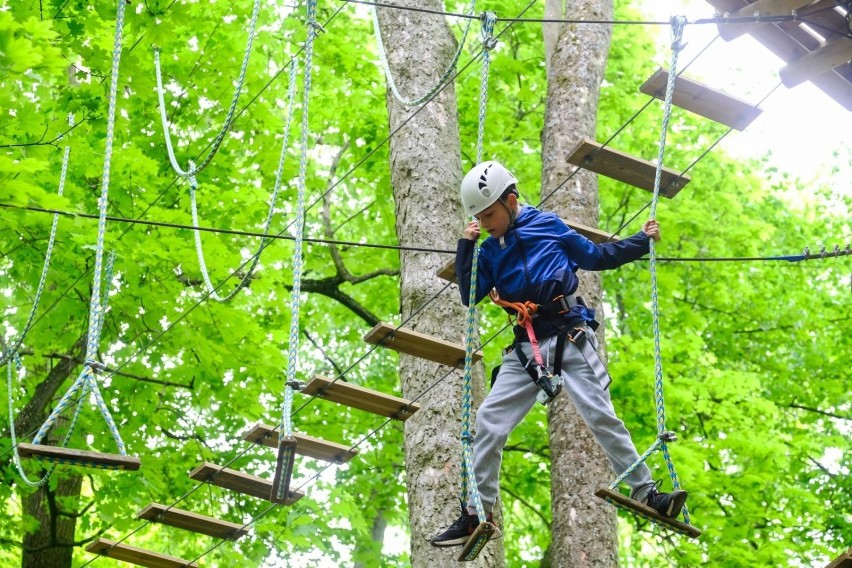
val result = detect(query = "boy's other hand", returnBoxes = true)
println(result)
[463,221,481,241]
[642,219,661,242]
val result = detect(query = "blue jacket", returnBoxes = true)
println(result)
[455,205,650,340]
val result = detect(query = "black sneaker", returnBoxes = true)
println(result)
[643,481,688,518]
[430,505,502,548]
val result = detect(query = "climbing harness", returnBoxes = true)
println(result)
[271,0,320,505]
[597,16,700,538]
[489,291,611,405]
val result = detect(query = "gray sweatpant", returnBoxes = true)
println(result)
[467,328,655,513]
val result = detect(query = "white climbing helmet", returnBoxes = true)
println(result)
[460,161,518,216]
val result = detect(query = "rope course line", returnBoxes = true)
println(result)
[605,16,696,531]
[27,0,130,468]
[372,0,477,106]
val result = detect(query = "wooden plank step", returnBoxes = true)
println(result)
[780,38,852,88]
[595,487,701,538]
[302,376,420,421]
[137,503,248,540]
[85,538,198,568]
[188,462,304,505]
[716,0,814,41]
[242,423,358,464]
[364,322,483,369]
[17,443,141,471]
[567,138,690,198]
[826,548,852,568]
[640,68,762,131]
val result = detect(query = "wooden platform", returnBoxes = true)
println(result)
[17,443,141,471]
[242,423,357,464]
[780,38,852,88]
[827,548,852,568]
[137,503,248,540]
[85,538,198,568]
[189,462,303,505]
[707,0,852,111]
[364,322,482,368]
[303,375,420,421]
[567,138,691,198]
[640,68,762,130]
[595,487,701,538]
[716,0,814,41]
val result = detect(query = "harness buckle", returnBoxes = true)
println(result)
[533,365,563,406]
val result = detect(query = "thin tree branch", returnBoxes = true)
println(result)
[500,484,551,529]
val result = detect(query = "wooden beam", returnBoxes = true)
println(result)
[640,68,762,130]
[85,538,198,568]
[826,548,851,568]
[137,503,248,540]
[302,376,421,421]
[716,0,814,41]
[188,462,304,505]
[17,443,141,471]
[566,138,690,198]
[242,423,358,464]
[595,487,702,538]
[780,38,852,88]
[364,322,482,368]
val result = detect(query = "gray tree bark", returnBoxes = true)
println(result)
[541,0,619,566]
[376,2,503,566]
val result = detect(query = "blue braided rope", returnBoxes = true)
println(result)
[30,0,128,458]
[461,245,485,519]
[278,0,319,446]
[0,114,73,369]
[476,12,496,165]
[153,0,262,178]
[372,0,477,106]
[457,16,497,518]
[184,60,298,303]
[644,15,692,526]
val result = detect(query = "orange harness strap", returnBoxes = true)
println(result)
[488,290,545,367]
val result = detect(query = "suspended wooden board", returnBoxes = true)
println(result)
[242,422,357,464]
[457,521,497,562]
[137,503,248,540]
[707,0,852,110]
[827,548,852,568]
[595,487,702,538]
[780,38,852,88]
[640,68,762,130]
[364,322,482,369]
[85,538,198,568]
[189,462,304,505]
[437,219,619,284]
[716,0,814,41]
[567,138,691,198]
[303,375,420,421]
[17,443,141,471]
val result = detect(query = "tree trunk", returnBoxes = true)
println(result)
[21,469,83,568]
[376,3,503,566]
[541,0,618,566]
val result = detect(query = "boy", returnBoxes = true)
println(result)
[431,161,687,548]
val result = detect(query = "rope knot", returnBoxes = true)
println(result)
[480,12,498,51]
[86,360,107,374]
[658,431,677,443]
[307,20,326,34]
